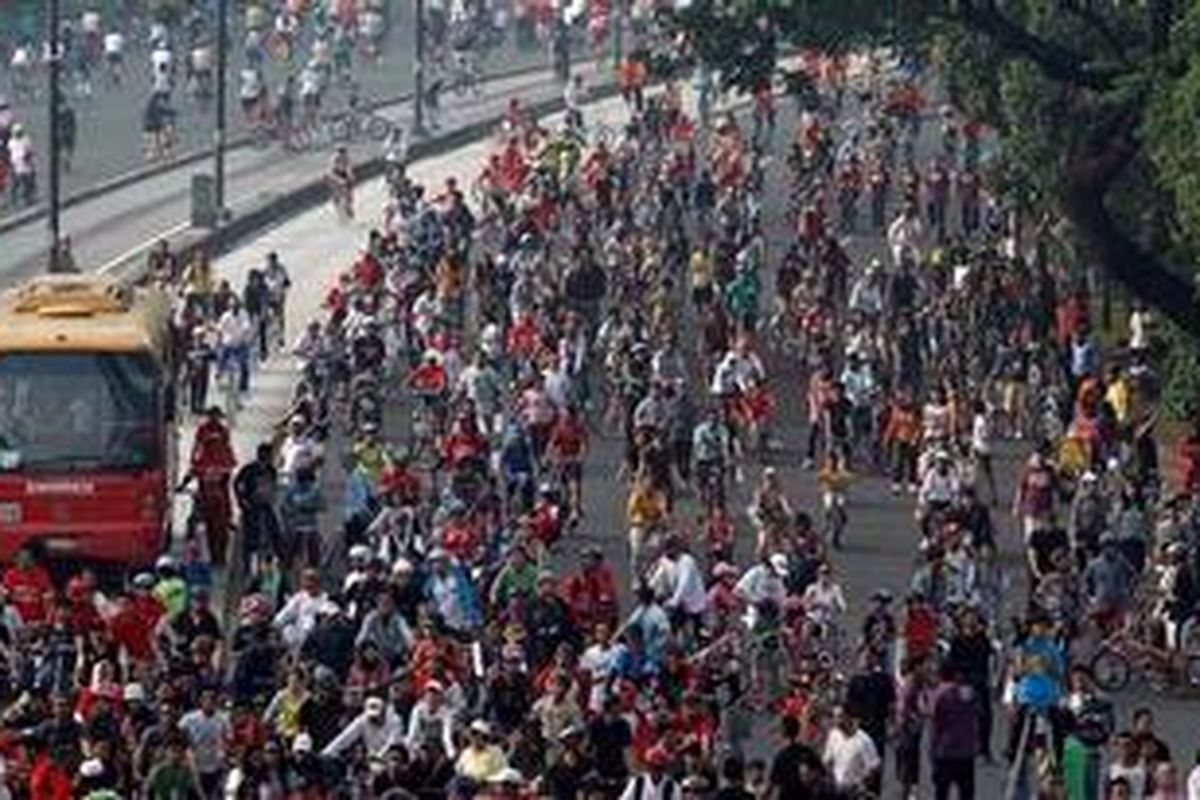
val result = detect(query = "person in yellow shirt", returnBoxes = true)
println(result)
[690,244,715,309]
[627,469,668,568]
[454,719,508,785]
[1104,364,1131,428]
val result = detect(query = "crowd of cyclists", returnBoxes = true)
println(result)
[0,0,579,210]
[1,10,1200,799]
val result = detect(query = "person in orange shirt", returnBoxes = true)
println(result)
[883,390,922,494]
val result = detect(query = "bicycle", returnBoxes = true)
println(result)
[325,107,393,144]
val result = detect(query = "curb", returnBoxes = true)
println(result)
[0,59,572,238]
[103,80,622,283]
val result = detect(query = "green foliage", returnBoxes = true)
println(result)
[1162,321,1200,420]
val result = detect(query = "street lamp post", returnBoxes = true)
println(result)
[214,0,229,221]
[413,0,426,135]
[47,0,63,271]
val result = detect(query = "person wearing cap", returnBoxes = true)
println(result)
[618,744,677,800]
[454,719,509,786]
[734,551,788,631]
[323,694,404,760]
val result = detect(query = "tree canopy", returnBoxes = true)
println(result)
[671,0,1200,340]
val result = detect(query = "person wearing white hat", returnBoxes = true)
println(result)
[734,551,788,631]
[455,718,508,785]
[323,694,404,760]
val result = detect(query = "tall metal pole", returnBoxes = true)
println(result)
[214,0,229,220]
[47,0,63,270]
[413,0,426,135]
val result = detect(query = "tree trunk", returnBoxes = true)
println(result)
[1063,166,1200,339]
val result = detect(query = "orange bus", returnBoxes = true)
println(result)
[0,275,175,567]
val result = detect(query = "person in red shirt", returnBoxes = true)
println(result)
[526,486,564,553]
[29,749,73,800]
[562,546,618,630]
[408,352,448,398]
[379,456,422,507]
[506,313,541,360]
[63,574,103,636]
[107,576,165,668]
[548,408,587,523]
[187,407,237,566]
[441,413,487,472]
[352,249,383,289]
[2,545,53,626]
[902,591,938,662]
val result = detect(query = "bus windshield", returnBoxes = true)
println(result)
[0,352,160,472]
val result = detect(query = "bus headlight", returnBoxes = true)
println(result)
[0,503,21,525]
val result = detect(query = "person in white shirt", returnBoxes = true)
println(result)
[150,44,173,96]
[734,553,788,631]
[970,399,997,504]
[823,706,881,794]
[405,681,459,759]
[801,562,847,629]
[217,297,253,393]
[579,623,624,713]
[1128,303,1152,354]
[272,568,332,649]
[919,451,961,513]
[323,696,404,759]
[619,746,679,800]
[1185,757,1200,800]
[887,206,923,268]
[648,535,708,628]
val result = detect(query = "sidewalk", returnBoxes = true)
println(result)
[0,62,599,283]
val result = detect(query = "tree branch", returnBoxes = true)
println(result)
[1062,116,1200,338]
[1060,0,1134,68]
[943,0,1124,91]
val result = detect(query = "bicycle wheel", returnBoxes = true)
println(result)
[329,114,352,143]
[366,115,392,141]
[1091,648,1131,692]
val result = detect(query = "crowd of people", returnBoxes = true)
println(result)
[1,19,1200,800]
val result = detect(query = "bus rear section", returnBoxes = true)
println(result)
[0,276,173,568]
